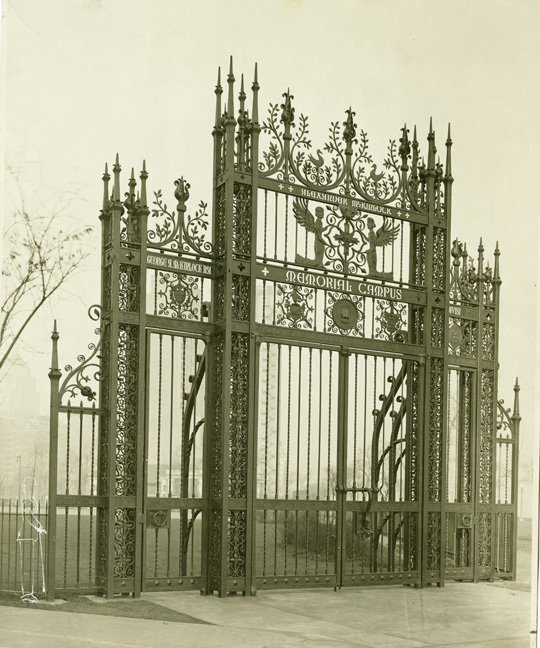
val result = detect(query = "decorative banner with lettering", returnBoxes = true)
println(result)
[256,263,426,306]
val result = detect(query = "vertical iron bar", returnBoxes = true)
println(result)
[47,321,61,600]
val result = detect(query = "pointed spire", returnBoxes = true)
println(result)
[113,153,121,202]
[102,163,110,212]
[227,55,235,120]
[512,378,521,422]
[251,62,259,124]
[49,320,61,381]
[494,240,501,282]
[411,125,419,179]
[478,237,484,274]
[444,123,453,182]
[140,160,148,208]
[238,73,246,120]
[427,117,435,172]
[214,66,223,130]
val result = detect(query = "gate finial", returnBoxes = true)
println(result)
[49,320,61,381]
[411,126,419,179]
[214,67,223,131]
[512,378,521,421]
[140,160,148,208]
[477,238,484,275]
[427,117,435,171]
[113,154,121,203]
[227,56,235,122]
[445,124,453,181]
[494,241,501,283]
[251,63,259,124]
[101,163,110,213]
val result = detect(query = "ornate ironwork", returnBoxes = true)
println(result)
[479,370,494,504]
[260,99,423,211]
[375,300,408,342]
[428,359,443,502]
[47,62,514,599]
[448,318,477,357]
[148,178,213,257]
[232,183,251,257]
[276,283,314,329]
[116,323,139,497]
[326,294,363,335]
[157,271,199,320]
[113,508,136,578]
[231,275,250,321]
[119,264,140,313]
[59,305,104,402]
[227,510,247,577]
[229,333,249,499]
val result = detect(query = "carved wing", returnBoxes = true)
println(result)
[374,220,400,247]
[292,198,317,234]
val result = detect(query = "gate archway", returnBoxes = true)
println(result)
[46,60,520,599]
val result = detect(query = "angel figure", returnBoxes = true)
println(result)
[366,217,400,280]
[17,477,47,602]
[292,199,325,268]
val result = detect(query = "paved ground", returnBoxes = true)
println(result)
[0,581,535,648]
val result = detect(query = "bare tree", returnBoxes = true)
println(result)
[1,196,93,376]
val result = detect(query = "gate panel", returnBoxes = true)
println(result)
[341,354,420,586]
[444,368,475,580]
[254,341,340,589]
[143,331,206,591]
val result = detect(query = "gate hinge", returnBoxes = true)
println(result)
[138,513,145,525]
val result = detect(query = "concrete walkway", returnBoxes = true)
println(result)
[0,582,534,648]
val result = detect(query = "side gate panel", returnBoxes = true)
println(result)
[143,331,206,592]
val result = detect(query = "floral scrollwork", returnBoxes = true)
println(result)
[147,178,213,257]
[59,304,105,402]
[157,271,199,320]
[375,300,408,343]
[276,283,314,329]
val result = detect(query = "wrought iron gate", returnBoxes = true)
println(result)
[254,344,421,589]
[45,60,520,600]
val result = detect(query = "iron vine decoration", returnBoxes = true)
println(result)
[258,92,442,214]
[148,177,214,258]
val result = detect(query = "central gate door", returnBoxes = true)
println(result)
[142,330,207,592]
[253,341,421,590]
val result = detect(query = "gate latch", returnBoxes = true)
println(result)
[146,509,171,529]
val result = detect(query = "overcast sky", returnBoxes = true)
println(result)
[1,0,539,503]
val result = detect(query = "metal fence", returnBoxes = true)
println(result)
[0,498,48,595]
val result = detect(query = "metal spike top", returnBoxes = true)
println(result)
[238,73,246,123]
[102,163,111,212]
[113,154,121,202]
[214,67,223,129]
[227,56,235,120]
[50,320,60,375]
[445,123,453,180]
[493,240,501,282]
[140,160,148,208]
[478,238,484,273]
[427,118,435,171]
[251,62,259,124]
[512,378,521,420]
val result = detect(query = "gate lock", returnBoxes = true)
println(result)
[146,509,171,529]
[457,513,472,529]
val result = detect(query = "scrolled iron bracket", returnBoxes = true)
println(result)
[58,304,105,403]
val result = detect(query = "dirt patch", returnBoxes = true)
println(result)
[0,592,210,625]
